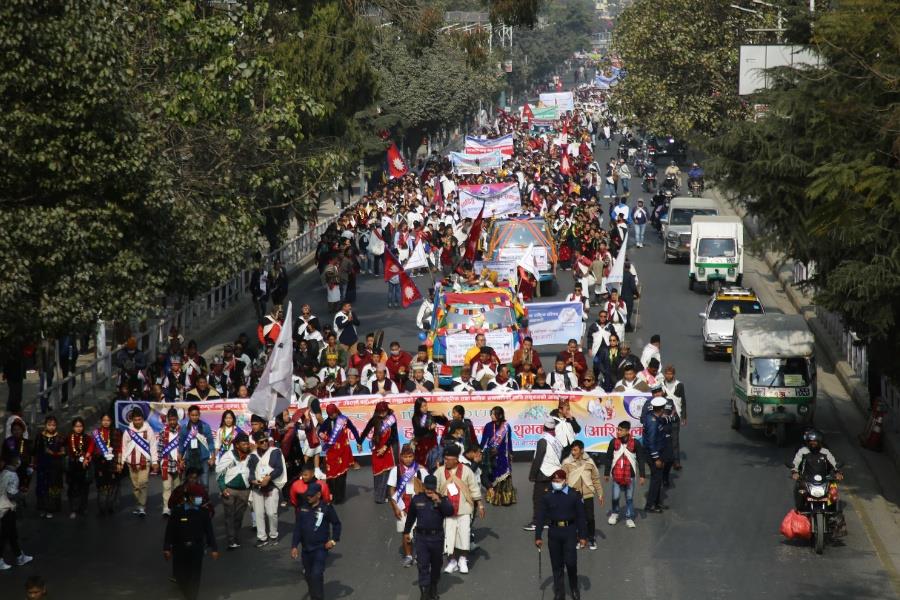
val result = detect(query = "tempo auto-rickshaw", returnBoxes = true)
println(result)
[731,314,817,446]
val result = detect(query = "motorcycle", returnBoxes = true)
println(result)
[642,172,656,192]
[791,457,847,554]
[688,177,704,197]
[662,173,679,194]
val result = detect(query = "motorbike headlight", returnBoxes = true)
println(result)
[809,484,827,498]
[750,403,763,415]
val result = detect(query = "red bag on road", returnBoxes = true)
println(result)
[780,509,812,540]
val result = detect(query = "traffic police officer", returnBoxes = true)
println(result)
[404,474,453,600]
[163,483,219,600]
[291,482,342,600]
[534,469,588,600]
[643,391,674,512]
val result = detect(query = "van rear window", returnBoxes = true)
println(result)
[670,208,717,225]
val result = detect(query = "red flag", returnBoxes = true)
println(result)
[383,249,404,282]
[523,103,534,122]
[560,145,571,176]
[386,142,408,179]
[463,203,485,262]
[399,270,422,308]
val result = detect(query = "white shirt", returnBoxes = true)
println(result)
[640,344,661,369]
[416,299,434,329]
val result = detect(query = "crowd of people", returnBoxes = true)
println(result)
[0,77,694,600]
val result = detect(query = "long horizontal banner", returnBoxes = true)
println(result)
[458,182,521,219]
[524,301,584,346]
[449,150,504,175]
[539,91,575,112]
[464,134,514,157]
[115,391,650,455]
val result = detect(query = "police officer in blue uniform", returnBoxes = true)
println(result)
[163,483,219,600]
[642,392,674,512]
[404,474,453,600]
[291,482,342,600]
[534,469,588,600]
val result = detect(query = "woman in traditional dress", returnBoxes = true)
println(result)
[480,406,517,506]
[214,410,239,462]
[358,401,398,503]
[317,403,360,504]
[3,417,31,498]
[90,413,122,515]
[411,397,448,468]
[65,417,92,518]
[33,415,66,518]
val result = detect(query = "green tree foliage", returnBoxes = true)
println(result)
[0,1,164,346]
[612,0,752,136]
[708,0,900,377]
[506,0,595,95]
[373,32,502,144]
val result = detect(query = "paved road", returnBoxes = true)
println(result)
[5,142,899,600]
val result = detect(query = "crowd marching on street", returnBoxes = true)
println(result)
[1,69,693,600]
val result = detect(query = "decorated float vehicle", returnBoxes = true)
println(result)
[485,218,558,295]
[427,287,527,388]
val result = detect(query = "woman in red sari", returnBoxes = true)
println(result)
[358,401,399,504]
[317,403,360,504]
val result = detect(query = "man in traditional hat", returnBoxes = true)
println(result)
[334,368,369,396]
[215,431,252,549]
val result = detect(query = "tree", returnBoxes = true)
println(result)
[506,0,595,95]
[708,0,900,378]
[612,0,753,136]
[0,1,165,350]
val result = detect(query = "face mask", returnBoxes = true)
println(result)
[391,350,399,356]
[192,497,203,507]
[551,482,565,491]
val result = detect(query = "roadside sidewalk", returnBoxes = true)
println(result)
[713,190,900,592]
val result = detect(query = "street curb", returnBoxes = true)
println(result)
[728,201,900,475]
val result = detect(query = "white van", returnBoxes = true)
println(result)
[662,197,719,262]
[689,215,743,292]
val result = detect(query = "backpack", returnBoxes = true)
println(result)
[611,437,637,486]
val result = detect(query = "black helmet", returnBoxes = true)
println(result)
[803,429,823,445]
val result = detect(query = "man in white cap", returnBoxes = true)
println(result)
[403,363,434,393]
[642,391,674,513]
[524,418,563,531]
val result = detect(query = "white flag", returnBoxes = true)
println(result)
[404,240,429,270]
[606,234,628,288]
[517,243,540,280]
[248,301,294,421]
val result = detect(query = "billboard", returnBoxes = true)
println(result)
[738,45,822,96]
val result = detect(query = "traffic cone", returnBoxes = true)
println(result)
[859,398,884,451]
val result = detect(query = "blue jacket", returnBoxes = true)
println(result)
[641,410,673,461]
[292,502,341,551]
[178,420,215,464]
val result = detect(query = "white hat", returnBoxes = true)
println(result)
[543,418,557,429]
[651,398,668,408]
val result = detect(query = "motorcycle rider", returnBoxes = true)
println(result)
[687,163,705,192]
[663,160,681,191]
[790,430,843,510]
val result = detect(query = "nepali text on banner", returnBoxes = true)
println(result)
[449,150,504,175]
[523,301,584,346]
[458,183,522,219]
[115,391,650,455]
[464,134,514,157]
